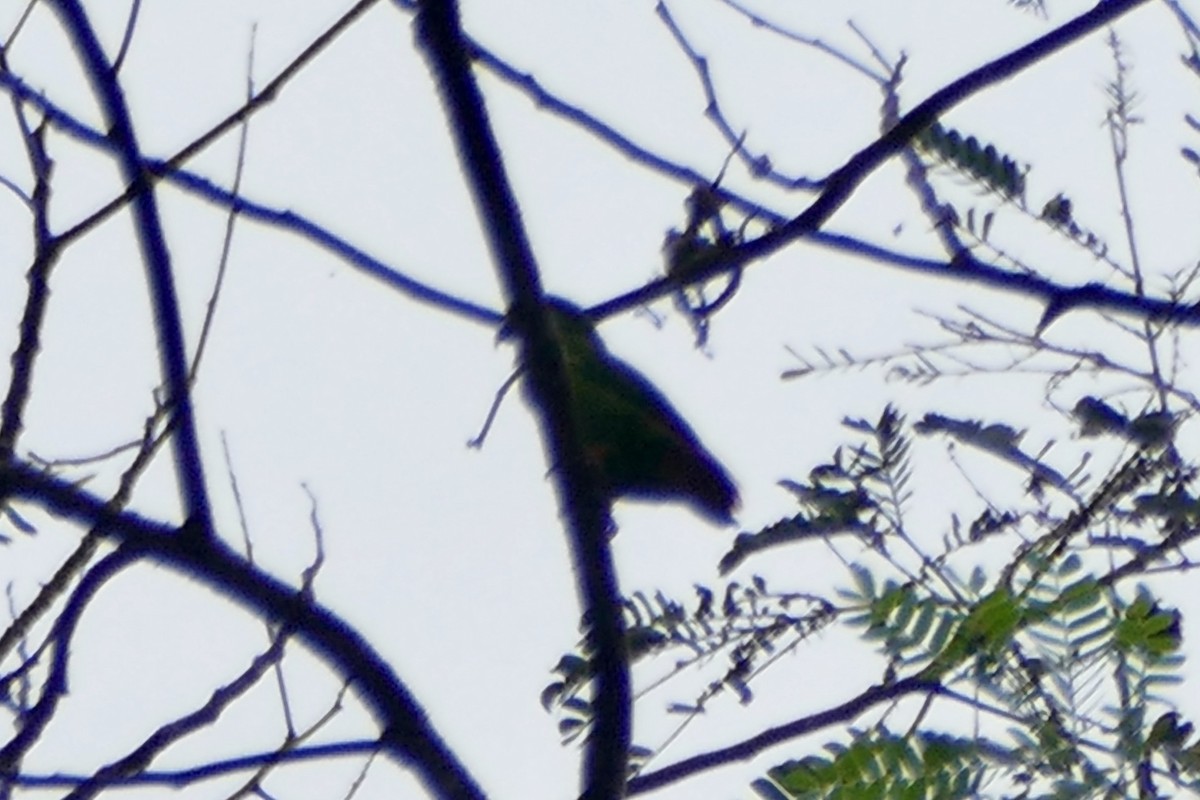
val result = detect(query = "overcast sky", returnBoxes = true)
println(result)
[0,1,1197,798]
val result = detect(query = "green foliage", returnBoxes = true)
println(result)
[912,121,1116,263]
[744,407,1200,798]
[540,407,1197,794]
[756,545,1198,798]
[1072,397,1179,448]
[916,122,1026,202]
[1038,191,1110,259]
[1113,590,1182,660]
[721,406,908,574]
[757,731,1003,800]
[542,580,834,752]
[913,413,1070,495]
[538,34,1200,793]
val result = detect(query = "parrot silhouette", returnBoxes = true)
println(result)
[525,297,739,525]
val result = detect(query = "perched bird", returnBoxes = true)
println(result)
[527,297,739,525]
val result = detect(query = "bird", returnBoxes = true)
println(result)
[527,297,739,526]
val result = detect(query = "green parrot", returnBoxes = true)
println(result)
[523,297,739,525]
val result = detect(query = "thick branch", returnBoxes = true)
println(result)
[0,461,485,800]
[45,0,214,532]
[413,2,630,798]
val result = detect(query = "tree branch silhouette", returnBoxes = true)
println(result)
[0,68,502,329]
[591,0,1155,320]
[627,675,944,795]
[45,0,215,535]
[0,461,486,800]
[413,2,630,797]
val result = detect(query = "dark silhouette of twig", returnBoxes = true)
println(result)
[715,0,890,83]
[189,27,256,381]
[110,0,141,75]
[0,88,58,456]
[8,740,381,789]
[656,1,831,189]
[63,631,291,800]
[0,548,139,790]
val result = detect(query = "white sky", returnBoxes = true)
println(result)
[0,0,1198,798]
